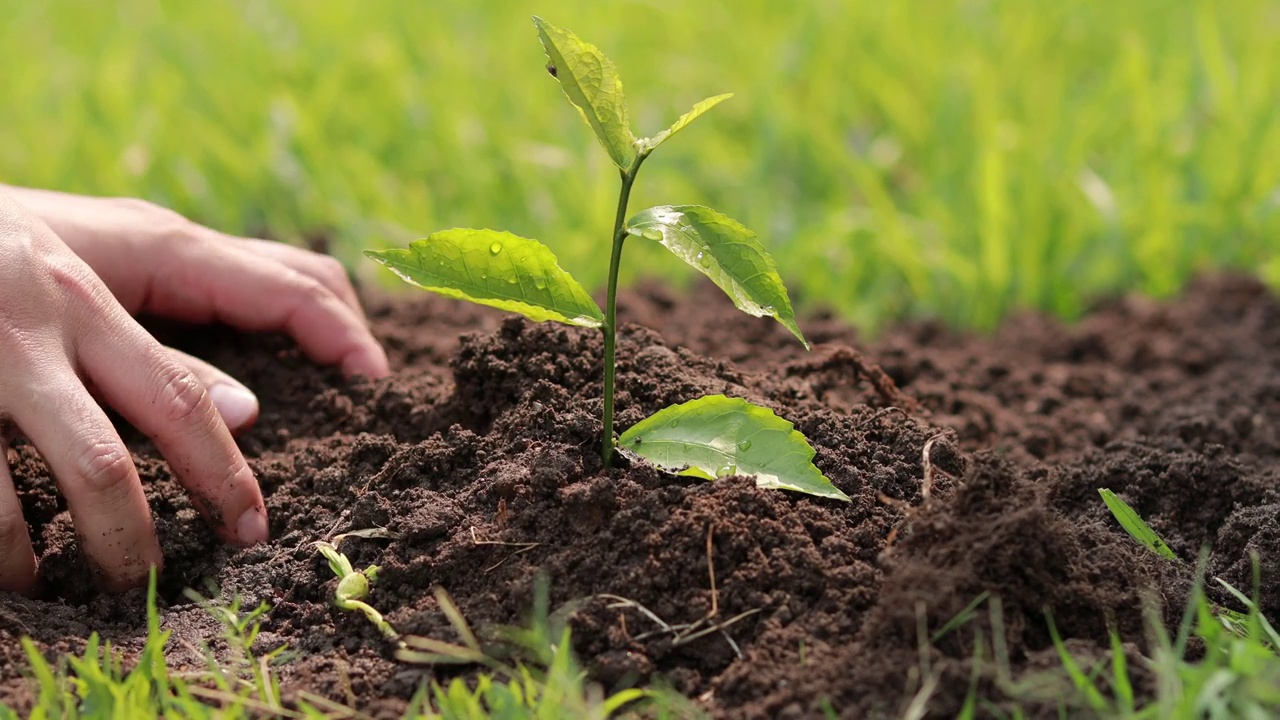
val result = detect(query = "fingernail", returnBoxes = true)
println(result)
[209,383,259,432]
[236,506,269,545]
[341,347,391,379]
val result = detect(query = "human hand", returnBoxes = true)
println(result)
[0,191,273,594]
[4,186,390,428]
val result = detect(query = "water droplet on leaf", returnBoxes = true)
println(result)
[716,464,737,477]
[489,241,503,255]
[669,419,680,428]
[737,440,752,451]
[546,63,558,78]
[698,252,712,268]
[533,277,547,290]
[640,228,662,241]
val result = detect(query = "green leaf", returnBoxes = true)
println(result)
[533,16,636,169]
[618,395,848,500]
[641,93,733,154]
[626,205,808,348]
[1098,488,1178,560]
[365,229,603,328]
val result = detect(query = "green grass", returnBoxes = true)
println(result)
[4,571,695,719]
[991,560,1280,719]
[2,0,1277,330]
[7,525,1280,718]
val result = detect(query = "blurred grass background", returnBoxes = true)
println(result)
[1,0,1278,331]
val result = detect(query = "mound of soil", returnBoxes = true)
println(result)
[2,273,1278,718]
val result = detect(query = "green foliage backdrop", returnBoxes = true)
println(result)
[2,0,1278,329]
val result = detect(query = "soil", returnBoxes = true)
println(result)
[2,273,1279,719]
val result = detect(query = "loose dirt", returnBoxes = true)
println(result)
[2,274,1278,718]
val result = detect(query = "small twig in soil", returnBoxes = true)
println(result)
[469,526,539,549]
[599,595,675,635]
[469,526,540,572]
[920,434,945,502]
[598,555,763,661]
[880,432,956,548]
[856,406,910,429]
[331,527,401,544]
[671,608,764,650]
[783,345,918,411]
[706,523,719,619]
[496,497,509,529]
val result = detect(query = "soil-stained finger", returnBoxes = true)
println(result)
[0,442,37,595]
[11,366,161,591]
[77,316,268,548]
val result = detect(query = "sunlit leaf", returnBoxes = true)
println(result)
[1098,488,1177,560]
[626,205,808,347]
[619,395,847,500]
[641,93,733,154]
[533,16,636,169]
[365,230,604,328]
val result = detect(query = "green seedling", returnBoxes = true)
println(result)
[314,541,399,640]
[366,17,846,501]
[1098,488,1177,560]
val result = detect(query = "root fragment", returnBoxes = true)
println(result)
[881,432,957,549]
[783,345,917,410]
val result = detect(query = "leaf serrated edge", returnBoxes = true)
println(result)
[532,15,636,169]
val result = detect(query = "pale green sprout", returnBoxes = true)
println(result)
[314,541,399,640]
[367,17,845,501]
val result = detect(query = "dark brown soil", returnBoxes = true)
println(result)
[2,273,1279,718]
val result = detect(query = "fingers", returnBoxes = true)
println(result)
[0,441,37,595]
[11,363,161,592]
[166,348,259,435]
[77,318,268,549]
[144,239,390,379]
[238,237,365,316]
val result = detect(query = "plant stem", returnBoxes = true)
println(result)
[601,156,645,467]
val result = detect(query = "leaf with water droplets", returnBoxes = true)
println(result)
[533,16,636,170]
[618,395,847,500]
[640,93,733,155]
[365,229,603,328]
[626,205,808,348]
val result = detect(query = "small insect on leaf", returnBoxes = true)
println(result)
[641,93,733,155]
[626,205,808,348]
[365,229,604,328]
[619,395,848,501]
[1098,488,1178,560]
[532,16,637,169]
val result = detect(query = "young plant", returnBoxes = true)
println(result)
[1098,488,1178,560]
[367,17,846,501]
[315,541,399,640]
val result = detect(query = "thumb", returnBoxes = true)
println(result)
[166,348,259,435]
